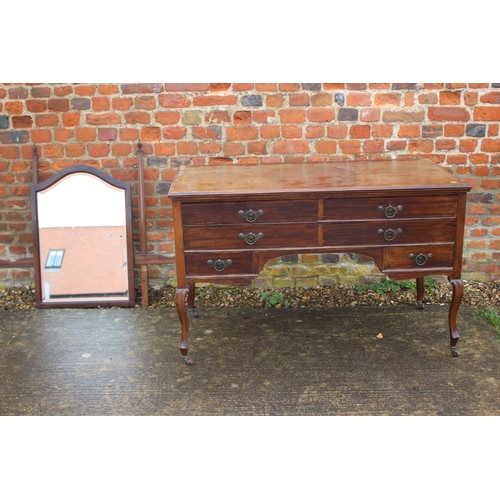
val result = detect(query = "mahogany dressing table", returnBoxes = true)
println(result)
[168,159,471,364]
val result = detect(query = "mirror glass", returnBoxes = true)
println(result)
[32,166,135,307]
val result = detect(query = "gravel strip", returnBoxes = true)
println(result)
[2,280,500,310]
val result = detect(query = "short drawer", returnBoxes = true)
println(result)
[323,195,457,221]
[183,223,318,250]
[322,219,456,247]
[182,200,318,225]
[185,251,254,276]
[384,245,455,270]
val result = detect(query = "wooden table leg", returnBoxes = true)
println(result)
[175,288,194,365]
[416,277,424,310]
[188,282,199,317]
[449,278,463,357]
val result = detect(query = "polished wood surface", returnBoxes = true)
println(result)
[169,159,472,363]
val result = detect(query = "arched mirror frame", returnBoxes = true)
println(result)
[31,164,136,308]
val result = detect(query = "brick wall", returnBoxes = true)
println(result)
[1,83,500,287]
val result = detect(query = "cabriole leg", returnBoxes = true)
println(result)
[175,288,194,365]
[449,278,463,357]
[188,282,199,318]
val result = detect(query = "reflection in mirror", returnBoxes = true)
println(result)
[31,165,135,308]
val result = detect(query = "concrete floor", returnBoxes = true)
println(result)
[0,304,499,415]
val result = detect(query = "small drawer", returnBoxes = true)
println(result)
[184,223,318,250]
[323,195,457,221]
[182,200,318,226]
[322,219,457,246]
[185,251,254,277]
[384,245,455,270]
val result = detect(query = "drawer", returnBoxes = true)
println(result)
[185,251,254,276]
[182,200,318,226]
[322,219,457,247]
[183,223,318,250]
[384,244,455,270]
[323,195,457,221]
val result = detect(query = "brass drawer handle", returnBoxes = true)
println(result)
[207,258,232,272]
[238,232,264,245]
[409,252,433,266]
[378,202,403,219]
[377,227,402,241]
[238,206,264,223]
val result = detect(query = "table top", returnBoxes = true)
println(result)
[169,159,472,200]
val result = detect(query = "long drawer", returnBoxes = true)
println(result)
[183,223,318,250]
[384,244,455,270]
[322,219,457,246]
[182,200,318,225]
[323,195,457,221]
[185,251,254,277]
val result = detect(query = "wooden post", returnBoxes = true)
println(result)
[137,141,150,306]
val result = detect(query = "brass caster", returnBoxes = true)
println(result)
[417,301,424,310]
[189,308,199,318]
[183,355,195,366]
[451,346,459,357]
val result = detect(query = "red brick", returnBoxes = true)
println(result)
[122,83,163,94]
[372,124,392,137]
[199,142,222,154]
[306,126,325,138]
[48,99,70,112]
[227,126,258,141]
[88,143,109,157]
[346,92,372,106]
[383,110,424,122]
[316,141,337,154]
[8,87,28,99]
[54,129,75,142]
[12,116,33,128]
[159,94,191,108]
[234,111,252,125]
[290,94,310,106]
[248,141,267,154]
[470,154,489,164]
[307,108,335,123]
[363,140,384,153]
[428,107,470,121]
[75,84,96,96]
[193,126,221,140]
[327,125,348,139]
[163,83,208,92]
[480,92,500,104]
[346,83,366,90]
[76,128,97,141]
[323,83,345,90]
[155,111,180,125]
[224,143,245,156]
[98,84,119,95]
[272,140,310,154]
[338,140,361,154]
[459,139,477,152]
[255,83,276,92]
[44,144,64,158]
[489,124,499,136]
[311,93,333,107]
[399,124,420,137]
[360,108,380,122]
[210,83,231,92]
[482,139,500,152]
[192,95,237,106]
[260,126,280,139]
[374,93,401,106]
[350,125,370,139]
[54,85,72,96]
[160,127,184,140]
[206,111,230,123]
[5,102,23,114]
[444,124,464,136]
[277,109,305,124]
[125,112,150,124]
[436,139,456,150]
[282,126,302,139]
[0,146,20,159]
[481,179,500,189]
[98,128,118,141]
[278,84,300,92]
[253,111,275,123]
[418,93,438,104]
[26,100,47,113]
[66,144,85,157]
[474,107,500,121]
[177,142,198,155]
[266,94,284,107]
[87,113,121,125]
[62,112,80,127]
[30,129,51,143]
[464,92,478,106]
[409,139,434,153]
[405,93,414,106]
[447,154,467,164]
[154,143,175,156]
[439,91,461,105]
[112,97,133,111]
[232,84,254,91]
[92,97,110,111]
[387,140,406,151]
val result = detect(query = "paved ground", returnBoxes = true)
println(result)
[0,304,499,415]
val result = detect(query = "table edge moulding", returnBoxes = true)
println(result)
[168,158,472,365]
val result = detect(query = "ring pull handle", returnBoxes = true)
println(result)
[409,252,433,266]
[378,202,403,219]
[238,232,264,245]
[207,258,232,272]
[238,206,264,223]
[377,227,402,241]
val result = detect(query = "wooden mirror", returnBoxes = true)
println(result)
[31,165,135,308]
